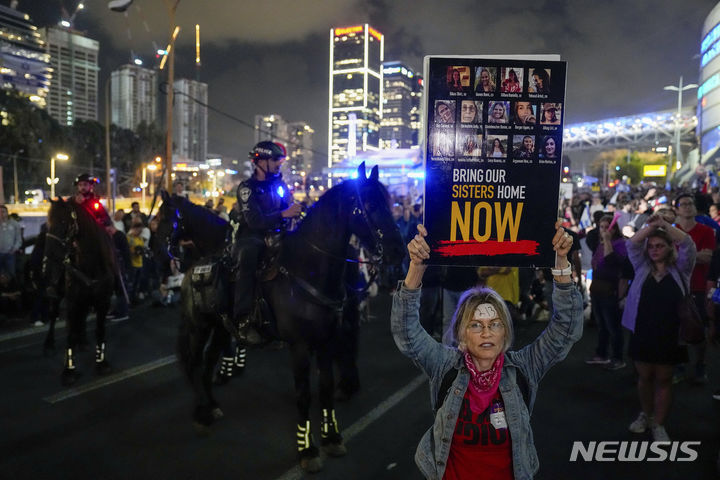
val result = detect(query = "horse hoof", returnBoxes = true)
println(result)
[321,441,347,457]
[211,407,224,420]
[61,369,81,386]
[95,360,112,375]
[193,421,212,437]
[300,456,323,473]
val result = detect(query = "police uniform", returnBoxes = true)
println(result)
[74,192,112,227]
[233,174,292,322]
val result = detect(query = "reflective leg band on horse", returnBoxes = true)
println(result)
[234,347,246,369]
[321,408,339,440]
[296,420,312,451]
[65,348,75,370]
[95,343,105,363]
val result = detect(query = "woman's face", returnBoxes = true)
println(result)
[509,70,517,81]
[533,74,543,88]
[463,307,506,368]
[461,102,477,123]
[493,139,501,149]
[452,70,460,82]
[523,136,534,151]
[516,102,532,120]
[437,103,453,123]
[647,237,671,263]
[481,70,490,85]
[492,103,505,119]
[544,138,556,156]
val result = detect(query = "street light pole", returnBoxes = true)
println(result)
[163,0,181,191]
[48,153,68,199]
[663,76,698,183]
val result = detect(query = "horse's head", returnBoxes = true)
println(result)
[43,198,77,297]
[348,163,405,265]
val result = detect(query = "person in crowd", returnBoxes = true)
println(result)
[513,102,536,126]
[435,101,455,124]
[460,101,481,124]
[474,67,496,93]
[622,197,652,238]
[123,202,148,231]
[501,68,521,93]
[72,173,112,227]
[710,203,720,226]
[539,135,559,159]
[113,209,126,232]
[487,101,509,124]
[447,68,465,92]
[585,215,628,370]
[230,141,302,344]
[0,205,22,280]
[514,135,535,159]
[588,193,605,217]
[127,219,146,304]
[540,104,561,125]
[674,193,715,383]
[392,222,582,479]
[529,68,550,94]
[623,213,696,441]
[204,199,214,210]
[489,138,505,158]
[173,180,188,199]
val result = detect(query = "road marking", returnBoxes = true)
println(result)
[274,374,426,480]
[0,321,66,343]
[43,355,177,404]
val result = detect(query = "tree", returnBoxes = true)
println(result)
[589,149,668,185]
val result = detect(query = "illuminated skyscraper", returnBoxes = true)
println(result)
[254,113,288,144]
[44,26,99,125]
[0,5,50,108]
[328,24,384,167]
[110,64,157,130]
[287,121,314,176]
[380,61,422,149]
[173,78,207,164]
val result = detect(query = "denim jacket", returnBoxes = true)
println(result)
[391,281,583,480]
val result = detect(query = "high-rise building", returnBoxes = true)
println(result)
[287,121,314,176]
[380,61,423,149]
[173,78,207,164]
[328,24,384,167]
[43,26,99,125]
[254,114,288,144]
[110,64,157,130]
[0,5,50,108]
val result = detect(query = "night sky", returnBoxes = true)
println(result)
[9,0,719,166]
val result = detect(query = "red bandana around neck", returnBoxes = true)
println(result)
[463,351,504,413]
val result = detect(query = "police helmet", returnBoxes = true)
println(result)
[74,173,99,185]
[249,141,286,163]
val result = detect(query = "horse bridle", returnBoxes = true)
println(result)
[44,210,79,270]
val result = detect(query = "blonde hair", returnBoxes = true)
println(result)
[444,286,514,352]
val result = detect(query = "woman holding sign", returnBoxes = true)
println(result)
[391,222,582,480]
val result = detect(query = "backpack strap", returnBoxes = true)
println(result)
[434,365,530,414]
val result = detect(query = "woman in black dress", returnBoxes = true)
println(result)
[622,214,696,441]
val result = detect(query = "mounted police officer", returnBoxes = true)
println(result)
[72,173,112,227]
[226,141,302,344]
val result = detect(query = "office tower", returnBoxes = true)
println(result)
[173,78,207,164]
[0,5,50,108]
[44,26,99,125]
[287,121,314,176]
[110,64,157,130]
[328,24,384,167]
[254,114,288,144]
[380,61,423,149]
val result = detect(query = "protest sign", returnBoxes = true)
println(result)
[423,55,566,267]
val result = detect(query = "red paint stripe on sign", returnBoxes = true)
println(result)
[435,240,540,257]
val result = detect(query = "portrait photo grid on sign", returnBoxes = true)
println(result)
[428,62,563,166]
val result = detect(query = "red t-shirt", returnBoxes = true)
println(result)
[678,222,715,293]
[443,391,513,480]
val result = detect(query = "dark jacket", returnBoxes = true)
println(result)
[236,174,293,236]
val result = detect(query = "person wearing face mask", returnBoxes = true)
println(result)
[391,222,582,480]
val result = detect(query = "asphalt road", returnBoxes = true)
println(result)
[1,292,719,480]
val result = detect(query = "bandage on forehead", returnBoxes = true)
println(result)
[473,303,497,320]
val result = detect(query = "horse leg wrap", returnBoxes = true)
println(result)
[64,348,75,370]
[296,420,314,453]
[95,343,106,363]
[321,408,342,444]
[234,347,246,370]
[219,356,234,378]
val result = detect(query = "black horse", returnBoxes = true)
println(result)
[163,163,404,472]
[43,198,116,385]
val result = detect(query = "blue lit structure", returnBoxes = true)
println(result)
[699,2,720,155]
